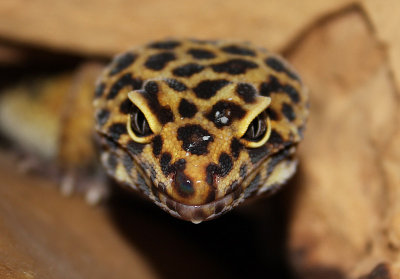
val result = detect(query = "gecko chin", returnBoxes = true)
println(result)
[153,182,245,224]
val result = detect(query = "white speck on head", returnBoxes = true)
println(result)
[202,136,210,141]
[220,116,229,124]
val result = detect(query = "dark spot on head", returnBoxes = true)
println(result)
[266,107,279,121]
[211,59,258,75]
[206,164,219,186]
[244,174,261,198]
[108,123,127,141]
[144,81,159,94]
[152,135,163,156]
[122,154,134,174]
[148,40,181,49]
[173,158,186,171]
[94,83,105,98]
[206,101,246,128]
[248,145,270,164]
[103,136,118,150]
[119,98,133,114]
[107,153,118,171]
[187,48,216,59]
[236,83,256,103]
[239,164,247,178]
[109,52,137,76]
[144,52,176,71]
[269,130,284,145]
[96,109,110,126]
[165,79,187,92]
[193,79,230,99]
[126,140,145,155]
[178,98,198,118]
[141,81,174,124]
[160,152,172,176]
[107,73,142,100]
[230,138,242,159]
[172,63,205,77]
[282,103,296,121]
[221,45,255,56]
[174,170,194,198]
[265,57,300,81]
[177,124,214,155]
[283,84,300,103]
[218,153,233,177]
[259,75,282,97]
[205,189,216,203]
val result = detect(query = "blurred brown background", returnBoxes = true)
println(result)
[0,0,399,278]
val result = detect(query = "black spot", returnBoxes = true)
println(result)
[283,84,300,103]
[365,263,391,279]
[107,73,142,100]
[174,170,194,198]
[205,154,233,186]
[109,52,137,76]
[206,101,246,128]
[259,75,282,97]
[94,83,105,98]
[236,83,256,103]
[193,79,230,99]
[103,136,118,150]
[177,124,214,155]
[248,145,270,164]
[122,154,134,173]
[173,158,186,171]
[152,135,163,156]
[126,140,145,155]
[230,138,242,159]
[141,81,174,124]
[221,45,255,56]
[206,164,219,186]
[144,52,176,70]
[96,109,110,126]
[148,40,181,49]
[144,81,159,94]
[269,130,284,145]
[265,57,300,81]
[244,174,261,198]
[107,153,118,171]
[119,98,133,114]
[165,79,187,92]
[260,75,301,103]
[239,164,247,178]
[160,153,172,176]
[172,63,205,77]
[266,107,279,121]
[205,190,216,203]
[178,99,197,118]
[108,123,127,141]
[218,153,233,177]
[282,103,296,121]
[188,48,216,59]
[211,59,258,75]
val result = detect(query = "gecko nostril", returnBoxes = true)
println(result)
[174,170,195,198]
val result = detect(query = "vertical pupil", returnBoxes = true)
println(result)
[244,113,267,141]
[131,106,151,136]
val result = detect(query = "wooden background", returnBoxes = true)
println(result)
[0,0,399,278]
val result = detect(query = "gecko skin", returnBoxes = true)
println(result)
[93,39,308,223]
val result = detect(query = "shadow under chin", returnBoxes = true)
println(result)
[105,175,301,279]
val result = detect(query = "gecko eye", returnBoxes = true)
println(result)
[241,111,271,148]
[129,105,153,137]
[242,112,267,141]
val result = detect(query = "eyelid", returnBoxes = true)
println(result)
[128,91,162,134]
[126,113,154,143]
[242,116,271,148]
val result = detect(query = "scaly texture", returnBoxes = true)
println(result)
[94,39,308,223]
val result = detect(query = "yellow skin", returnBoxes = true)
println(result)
[94,39,308,223]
